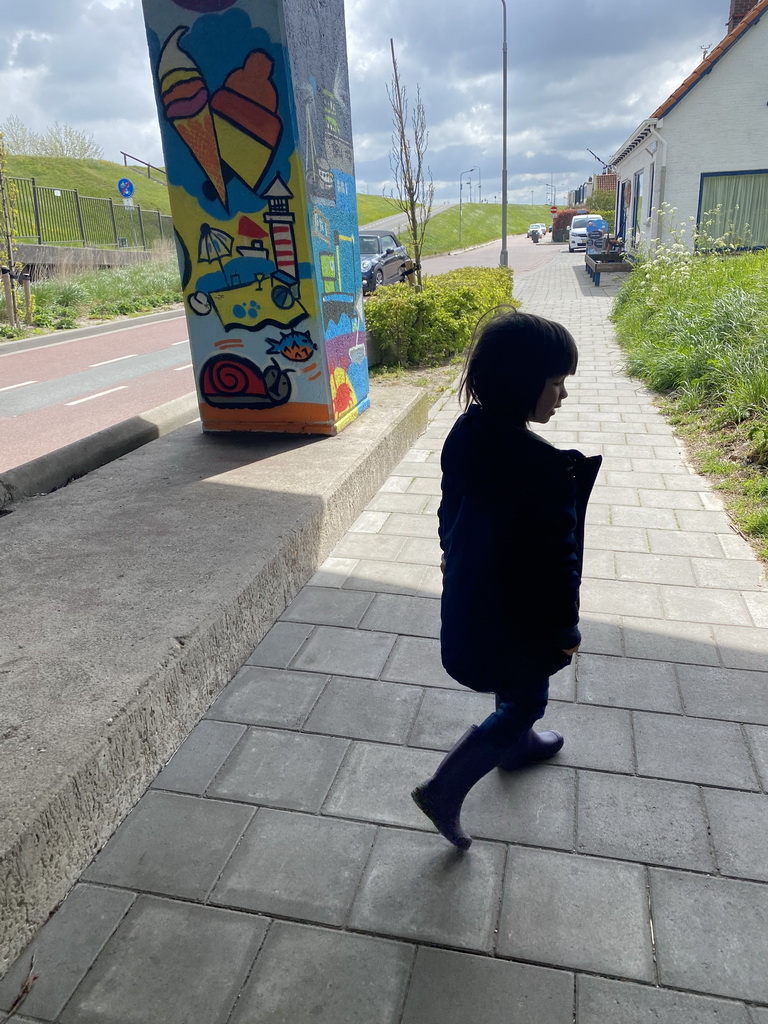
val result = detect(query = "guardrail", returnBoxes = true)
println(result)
[7,176,173,251]
[120,152,167,185]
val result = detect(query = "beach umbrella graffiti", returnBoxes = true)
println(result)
[198,223,234,284]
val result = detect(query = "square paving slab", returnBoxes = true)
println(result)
[651,868,768,1003]
[151,719,246,795]
[576,770,714,870]
[205,666,327,728]
[207,727,349,811]
[576,976,749,1024]
[634,711,759,789]
[498,846,654,981]
[0,885,135,1021]
[58,897,268,1024]
[83,791,254,900]
[401,946,574,1024]
[210,808,376,925]
[350,827,505,952]
[303,675,422,743]
[229,922,413,1024]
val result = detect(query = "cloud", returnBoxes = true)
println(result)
[0,0,741,202]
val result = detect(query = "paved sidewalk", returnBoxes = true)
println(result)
[2,253,768,1023]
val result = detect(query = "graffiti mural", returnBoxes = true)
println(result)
[141,0,369,434]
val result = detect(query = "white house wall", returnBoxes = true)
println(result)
[615,146,654,248]
[616,12,768,250]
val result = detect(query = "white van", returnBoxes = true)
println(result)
[568,214,606,252]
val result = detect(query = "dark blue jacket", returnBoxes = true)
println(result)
[438,404,601,691]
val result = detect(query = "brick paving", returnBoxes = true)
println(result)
[2,252,768,1023]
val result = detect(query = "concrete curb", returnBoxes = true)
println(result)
[0,308,185,356]
[0,384,430,973]
[0,392,200,510]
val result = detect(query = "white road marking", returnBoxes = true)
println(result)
[89,354,136,367]
[172,340,190,346]
[66,386,128,406]
[174,364,193,371]
[0,380,38,392]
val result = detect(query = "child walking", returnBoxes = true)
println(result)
[412,309,602,849]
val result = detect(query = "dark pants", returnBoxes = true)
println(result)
[472,671,550,755]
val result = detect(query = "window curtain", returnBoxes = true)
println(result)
[700,172,768,247]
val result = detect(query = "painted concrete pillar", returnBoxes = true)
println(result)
[141,0,369,434]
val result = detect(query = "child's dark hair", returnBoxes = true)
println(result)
[459,308,578,423]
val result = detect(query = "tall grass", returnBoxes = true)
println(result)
[613,247,768,423]
[612,228,768,554]
[1,248,182,337]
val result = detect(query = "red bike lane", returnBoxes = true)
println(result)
[0,314,194,472]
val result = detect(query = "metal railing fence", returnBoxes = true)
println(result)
[7,176,173,250]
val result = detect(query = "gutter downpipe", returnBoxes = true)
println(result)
[646,122,667,248]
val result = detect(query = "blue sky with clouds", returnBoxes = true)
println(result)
[1,0,732,204]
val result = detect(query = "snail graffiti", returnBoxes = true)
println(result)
[199,353,293,408]
[142,0,369,432]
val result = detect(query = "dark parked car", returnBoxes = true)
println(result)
[359,230,408,294]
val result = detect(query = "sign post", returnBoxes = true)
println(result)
[550,205,558,216]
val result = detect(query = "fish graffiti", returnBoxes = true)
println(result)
[265,329,317,362]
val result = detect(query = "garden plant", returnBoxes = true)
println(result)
[612,207,768,556]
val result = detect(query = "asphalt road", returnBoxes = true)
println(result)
[421,230,563,276]
[0,315,193,472]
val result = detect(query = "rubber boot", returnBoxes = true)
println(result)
[497,728,564,771]
[411,726,503,850]
[494,696,563,771]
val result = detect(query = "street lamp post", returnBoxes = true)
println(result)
[499,0,508,266]
[477,167,482,204]
[459,166,476,246]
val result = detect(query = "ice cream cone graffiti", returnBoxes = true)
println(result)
[158,28,227,205]
[157,31,282,206]
[211,51,282,192]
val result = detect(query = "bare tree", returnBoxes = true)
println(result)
[42,121,103,160]
[0,115,40,155]
[0,117,103,159]
[386,39,434,288]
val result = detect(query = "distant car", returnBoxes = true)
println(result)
[527,223,546,238]
[568,214,607,252]
[359,230,408,294]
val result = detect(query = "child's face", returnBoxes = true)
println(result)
[530,375,569,423]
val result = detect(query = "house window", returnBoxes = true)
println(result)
[617,180,630,241]
[632,169,644,245]
[648,163,655,221]
[699,170,768,247]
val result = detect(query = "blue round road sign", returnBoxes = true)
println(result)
[118,178,135,198]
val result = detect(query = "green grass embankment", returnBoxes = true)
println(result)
[612,246,768,559]
[420,204,553,255]
[357,196,554,252]
[6,155,172,214]
[357,195,402,223]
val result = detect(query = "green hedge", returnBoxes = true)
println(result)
[364,266,516,366]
